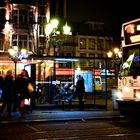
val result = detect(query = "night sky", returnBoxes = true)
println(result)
[65,0,139,23]
[50,0,140,43]
[70,0,140,43]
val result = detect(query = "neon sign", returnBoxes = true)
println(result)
[123,20,140,45]
[130,34,140,43]
[134,56,140,62]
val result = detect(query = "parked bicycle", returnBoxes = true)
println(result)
[36,83,48,104]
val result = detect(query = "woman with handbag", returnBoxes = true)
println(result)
[15,69,33,117]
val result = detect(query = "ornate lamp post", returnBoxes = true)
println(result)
[8,46,28,80]
[45,18,72,81]
[107,48,122,86]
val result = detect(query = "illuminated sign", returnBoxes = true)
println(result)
[130,34,140,43]
[134,56,140,62]
[74,70,93,92]
[123,19,140,45]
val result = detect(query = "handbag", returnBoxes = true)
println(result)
[20,98,31,107]
[24,98,31,105]
[28,83,34,93]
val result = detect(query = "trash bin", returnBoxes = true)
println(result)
[111,86,118,110]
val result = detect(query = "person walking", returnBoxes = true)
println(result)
[76,75,85,111]
[15,69,33,117]
[0,70,14,117]
[0,73,4,101]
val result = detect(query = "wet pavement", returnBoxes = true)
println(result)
[0,109,121,124]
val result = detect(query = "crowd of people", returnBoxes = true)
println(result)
[0,70,85,117]
[0,69,34,118]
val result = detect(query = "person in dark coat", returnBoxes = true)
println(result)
[0,74,4,101]
[76,75,85,111]
[0,70,14,117]
[15,69,33,117]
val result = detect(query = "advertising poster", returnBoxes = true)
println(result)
[74,70,93,93]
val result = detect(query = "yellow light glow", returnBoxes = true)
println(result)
[63,23,71,35]
[50,19,59,28]
[116,91,123,99]
[13,46,18,52]
[123,86,130,92]
[107,51,112,58]
[45,23,54,36]
[77,66,81,71]
[136,93,140,99]
[8,48,16,56]
[114,48,119,54]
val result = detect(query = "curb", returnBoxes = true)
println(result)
[0,114,123,124]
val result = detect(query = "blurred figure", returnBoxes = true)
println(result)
[0,73,4,101]
[64,84,76,102]
[15,69,33,117]
[0,70,14,117]
[59,83,67,95]
[50,82,56,104]
[76,75,85,111]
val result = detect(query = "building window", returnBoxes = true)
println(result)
[16,35,28,49]
[66,53,71,56]
[19,10,28,25]
[89,53,95,57]
[12,10,18,24]
[29,11,33,24]
[66,62,72,68]
[97,39,103,50]
[80,53,86,57]
[12,35,17,46]
[80,53,86,67]
[39,26,45,36]
[0,35,4,50]
[89,39,95,50]
[105,39,112,50]
[79,38,86,49]
[38,16,47,24]
[29,41,32,51]
[88,54,95,67]
[97,53,102,58]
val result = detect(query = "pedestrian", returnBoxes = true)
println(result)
[50,81,57,103]
[0,73,4,101]
[76,75,85,111]
[15,69,33,117]
[0,70,14,117]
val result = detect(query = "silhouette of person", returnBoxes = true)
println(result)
[0,70,14,117]
[15,69,32,117]
[76,75,85,111]
[0,73,4,101]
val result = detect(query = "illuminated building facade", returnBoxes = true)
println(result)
[0,0,50,75]
[2,0,50,53]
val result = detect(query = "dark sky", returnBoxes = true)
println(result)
[67,0,119,22]
[66,0,139,23]
[65,0,139,43]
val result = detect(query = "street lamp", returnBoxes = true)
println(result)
[45,18,72,81]
[8,46,28,80]
[107,48,122,86]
